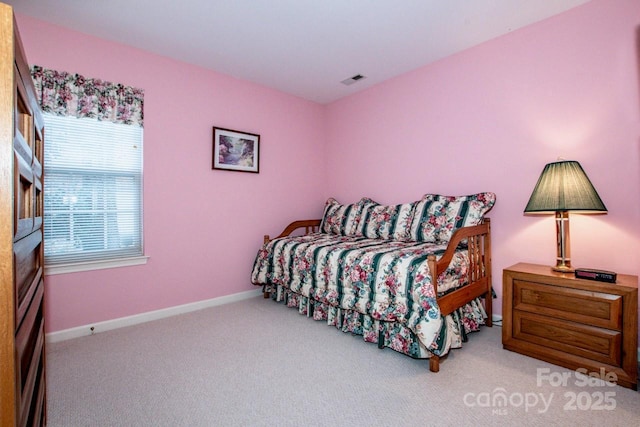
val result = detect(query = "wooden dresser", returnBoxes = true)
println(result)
[0,3,47,425]
[503,263,638,390]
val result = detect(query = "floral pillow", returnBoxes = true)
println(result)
[358,202,416,240]
[349,197,378,236]
[409,193,496,243]
[320,197,377,236]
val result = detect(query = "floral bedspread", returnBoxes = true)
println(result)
[251,233,486,358]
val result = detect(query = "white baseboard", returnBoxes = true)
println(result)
[45,288,262,344]
[42,298,640,366]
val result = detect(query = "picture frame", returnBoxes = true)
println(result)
[212,127,260,173]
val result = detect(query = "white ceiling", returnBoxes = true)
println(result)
[7,0,592,104]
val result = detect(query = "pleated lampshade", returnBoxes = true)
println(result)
[524,161,607,214]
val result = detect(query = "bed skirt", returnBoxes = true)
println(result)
[265,283,487,359]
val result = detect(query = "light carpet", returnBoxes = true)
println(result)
[46,295,640,426]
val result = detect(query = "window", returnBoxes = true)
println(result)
[30,65,145,274]
[43,114,144,271]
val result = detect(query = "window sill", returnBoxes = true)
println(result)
[44,256,149,275]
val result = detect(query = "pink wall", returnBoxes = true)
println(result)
[15,15,327,332]
[16,0,640,333]
[325,0,640,316]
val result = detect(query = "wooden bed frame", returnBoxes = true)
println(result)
[262,218,493,373]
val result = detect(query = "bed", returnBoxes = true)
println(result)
[251,193,495,372]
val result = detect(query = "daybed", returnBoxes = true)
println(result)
[251,193,496,372]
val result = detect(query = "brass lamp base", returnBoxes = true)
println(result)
[553,211,573,273]
[552,263,574,273]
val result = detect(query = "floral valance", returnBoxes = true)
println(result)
[30,65,144,127]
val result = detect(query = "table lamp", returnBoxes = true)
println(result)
[524,160,607,272]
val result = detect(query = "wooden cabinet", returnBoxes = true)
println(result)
[0,3,47,425]
[503,263,637,390]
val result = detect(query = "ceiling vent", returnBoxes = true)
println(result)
[341,74,366,86]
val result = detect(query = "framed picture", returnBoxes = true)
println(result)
[212,127,260,173]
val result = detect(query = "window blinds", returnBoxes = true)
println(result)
[43,114,143,265]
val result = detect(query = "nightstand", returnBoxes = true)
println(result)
[502,263,638,390]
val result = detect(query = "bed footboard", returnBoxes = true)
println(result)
[427,218,492,372]
[263,219,321,244]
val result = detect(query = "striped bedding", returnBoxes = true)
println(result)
[251,232,486,358]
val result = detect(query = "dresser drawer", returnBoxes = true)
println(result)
[14,230,43,330]
[513,279,622,330]
[513,310,621,366]
[15,280,45,426]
